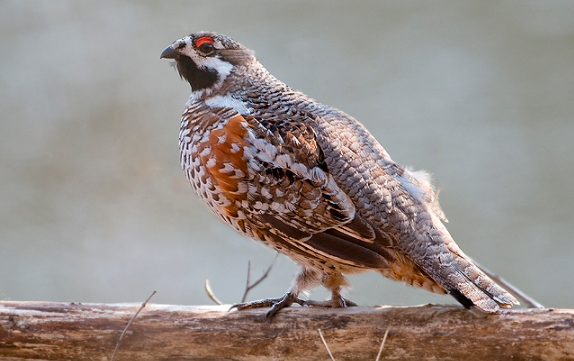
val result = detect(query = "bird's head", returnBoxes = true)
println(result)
[160,32,256,93]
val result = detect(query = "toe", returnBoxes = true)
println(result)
[230,292,304,317]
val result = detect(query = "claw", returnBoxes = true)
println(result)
[229,292,305,318]
[341,298,358,307]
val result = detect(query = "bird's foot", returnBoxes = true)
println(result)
[230,292,305,318]
[305,296,358,308]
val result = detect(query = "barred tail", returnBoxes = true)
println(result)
[442,247,519,313]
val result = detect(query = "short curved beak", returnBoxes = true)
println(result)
[160,45,179,59]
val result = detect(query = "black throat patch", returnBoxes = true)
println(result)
[176,55,219,91]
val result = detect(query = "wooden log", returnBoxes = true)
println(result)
[0,301,573,361]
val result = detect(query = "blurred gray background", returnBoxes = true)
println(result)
[1,1,573,309]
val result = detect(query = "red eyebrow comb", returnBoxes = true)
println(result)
[196,37,214,47]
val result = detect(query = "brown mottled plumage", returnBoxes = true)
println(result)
[161,32,518,316]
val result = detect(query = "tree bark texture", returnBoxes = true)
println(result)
[0,301,573,361]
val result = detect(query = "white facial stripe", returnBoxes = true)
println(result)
[200,57,233,80]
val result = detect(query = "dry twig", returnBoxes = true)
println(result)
[241,253,279,303]
[317,326,390,361]
[204,254,279,305]
[317,329,336,361]
[110,291,156,361]
[375,327,390,361]
[204,279,223,305]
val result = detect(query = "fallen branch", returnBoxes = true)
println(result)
[0,301,572,360]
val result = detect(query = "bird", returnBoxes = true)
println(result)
[160,31,519,317]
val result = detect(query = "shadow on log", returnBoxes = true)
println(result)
[0,301,573,360]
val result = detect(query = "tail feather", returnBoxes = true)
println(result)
[442,250,519,313]
[448,288,475,309]
[451,252,518,307]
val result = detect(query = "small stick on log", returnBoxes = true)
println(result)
[204,279,223,306]
[374,327,390,361]
[318,328,336,361]
[241,253,279,303]
[204,255,279,306]
[110,291,156,361]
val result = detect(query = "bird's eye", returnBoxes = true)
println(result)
[199,42,214,54]
[196,37,215,55]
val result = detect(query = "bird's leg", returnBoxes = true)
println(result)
[305,272,358,308]
[230,267,321,318]
[304,293,358,308]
